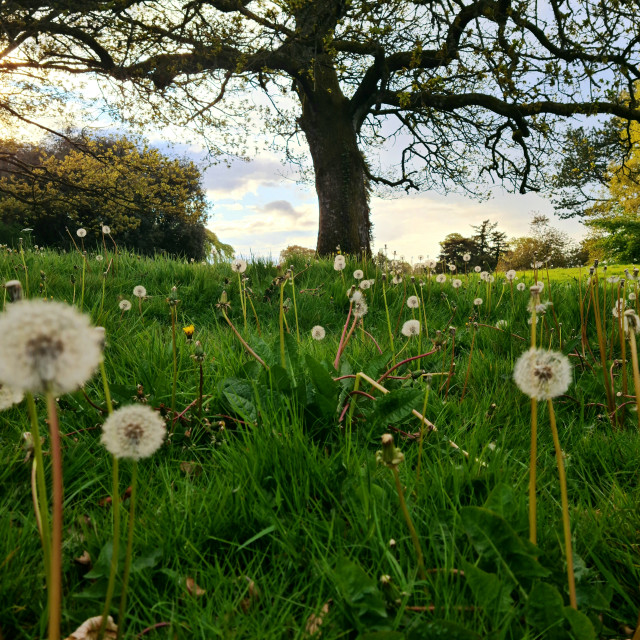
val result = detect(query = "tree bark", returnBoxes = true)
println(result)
[297,86,372,256]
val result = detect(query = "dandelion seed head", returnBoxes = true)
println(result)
[479,271,489,281]
[623,309,640,335]
[133,285,147,298]
[76,228,87,238]
[452,278,462,289]
[102,225,111,235]
[359,279,371,290]
[425,259,438,270]
[448,264,456,272]
[401,319,421,337]
[350,290,363,303]
[505,270,517,281]
[311,325,326,340]
[407,295,420,309]
[119,300,132,311]
[96,255,103,262]
[334,255,346,271]
[101,404,166,460]
[474,266,481,273]
[473,297,483,306]
[436,273,447,284]
[231,258,247,273]
[353,269,364,280]
[0,299,102,394]
[517,282,526,291]
[629,292,636,301]
[513,348,572,400]
[353,300,368,318]
[463,254,471,262]
[612,298,626,318]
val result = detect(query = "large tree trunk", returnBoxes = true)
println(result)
[297,90,372,256]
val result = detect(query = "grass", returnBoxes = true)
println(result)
[0,245,639,639]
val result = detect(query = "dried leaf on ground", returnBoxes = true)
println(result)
[74,550,91,565]
[305,601,331,637]
[185,576,205,597]
[239,576,260,613]
[180,461,202,477]
[64,615,117,640]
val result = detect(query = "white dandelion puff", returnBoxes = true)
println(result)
[401,319,421,337]
[463,254,471,262]
[353,269,364,280]
[119,299,132,311]
[102,225,111,235]
[629,292,637,301]
[425,259,438,270]
[353,300,368,318]
[392,275,403,285]
[452,278,462,289]
[0,299,102,394]
[517,282,526,291]
[101,404,166,460]
[513,348,572,400]
[96,255,104,262]
[231,258,247,273]
[496,319,508,330]
[334,255,346,271]
[505,270,517,281]
[407,295,420,309]
[474,266,482,273]
[133,285,147,298]
[436,273,447,284]
[76,228,87,238]
[448,264,456,272]
[311,326,326,340]
[479,271,489,281]
[473,298,483,306]
[350,290,363,303]
[612,298,626,318]
[622,309,640,335]
[359,279,372,290]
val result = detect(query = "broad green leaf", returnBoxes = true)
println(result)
[220,378,258,422]
[332,558,389,631]
[483,483,517,519]
[460,559,514,614]
[131,546,163,573]
[306,355,338,401]
[525,582,565,640]
[563,606,596,640]
[460,507,549,582]
[372,388,423,424]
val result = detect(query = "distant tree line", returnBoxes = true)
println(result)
[438,216,587,271]
[0,133,232,260]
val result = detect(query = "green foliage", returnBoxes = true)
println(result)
[0,249,638,638]
[0,134,226,260]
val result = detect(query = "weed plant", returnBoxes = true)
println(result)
[0,245,639,639]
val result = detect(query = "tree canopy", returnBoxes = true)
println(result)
[0,134,220,259]
[4,1,640,254]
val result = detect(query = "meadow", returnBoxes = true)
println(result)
[0,241,639,640]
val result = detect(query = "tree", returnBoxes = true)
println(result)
[439,220,507,269]
[4,2,640,255]
[438,232,476,265]
[498,214,583,270]
[554,113,640,261]
[0,134,217,259]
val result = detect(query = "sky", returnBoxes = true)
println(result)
[196,149,586,262]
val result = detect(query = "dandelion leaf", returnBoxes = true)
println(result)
[460,507,549,582]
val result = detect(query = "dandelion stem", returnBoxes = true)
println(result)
[116,461,138,640]
[279,281,286,368]
[26,393,51,592]
[46,390,63,640]
[170,305,178,417]
[98,455,120,640]
[221,310,267,369]
[291,271,300,342]
[529,398,538,546]
[415,379,431,487]
[547,399,577,610]
[627,330,640,433]
[382,279,396,365]
[460,325,476,402]
[391,466,426,581]
[334,302,353,370]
